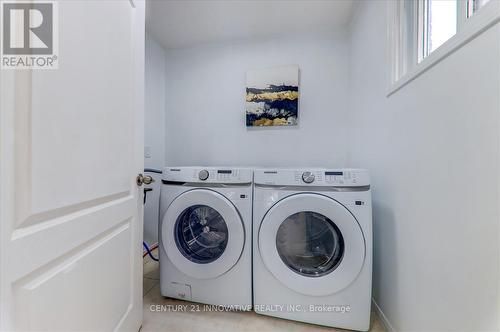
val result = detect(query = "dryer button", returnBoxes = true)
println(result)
[302,171,315,184]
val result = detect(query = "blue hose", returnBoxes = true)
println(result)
[143,241,159,261]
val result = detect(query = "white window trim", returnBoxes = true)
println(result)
[387,0,500,97]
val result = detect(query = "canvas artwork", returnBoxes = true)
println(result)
[246,65,299,127]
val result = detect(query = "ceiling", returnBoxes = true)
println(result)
[146,0,357,49]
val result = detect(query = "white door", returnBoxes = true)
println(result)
[0,1,145,331]
[162,189,245,279]
[258,193,366,296]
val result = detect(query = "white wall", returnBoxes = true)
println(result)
[145,33,166,170]
[164,33,350,167]
[144,33,166,244]
[349,1,500,331]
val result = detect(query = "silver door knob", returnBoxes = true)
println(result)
[199,169,209,181]
[302,171,315,184]
[136,174,154,186]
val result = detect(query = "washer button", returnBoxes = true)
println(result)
[199,169,209,181]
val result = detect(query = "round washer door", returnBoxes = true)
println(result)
[258,193,365,296]
[162,189,245,279]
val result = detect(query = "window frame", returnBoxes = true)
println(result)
[387,0,500,96]
[468,0,493,17]
[418,0,467,61]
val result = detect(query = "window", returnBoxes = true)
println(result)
[276,211,344,277]
[419,0,458,61]
[174,205,228,264]
[388,0,498,93]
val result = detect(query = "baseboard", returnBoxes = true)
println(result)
[372,298,396,332]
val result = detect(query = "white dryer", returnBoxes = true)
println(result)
[159,167,252,308]
[253,169,372,331]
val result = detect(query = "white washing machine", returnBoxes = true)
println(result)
[253,168,372,331]
[159,167,253,308]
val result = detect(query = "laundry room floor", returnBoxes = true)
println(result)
[142,254,386,332]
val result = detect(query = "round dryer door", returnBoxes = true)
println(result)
[258,193,365,296]
[162,189,245,279]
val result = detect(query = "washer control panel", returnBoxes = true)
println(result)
[196,168,242,182]
[324,171,356,186]
[163,167,253,184]
[215,169,234,181]
[257,169,369,187]
[294,170,323,183]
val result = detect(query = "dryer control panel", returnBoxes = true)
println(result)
[255,168,369,187]
[163,167,253,184]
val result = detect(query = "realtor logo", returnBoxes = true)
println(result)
[1,1,58,69]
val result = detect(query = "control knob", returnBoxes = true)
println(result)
[199,169,209,181]
[302,171,315,184]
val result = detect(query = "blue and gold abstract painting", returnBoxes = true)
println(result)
[246,65,299,127]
